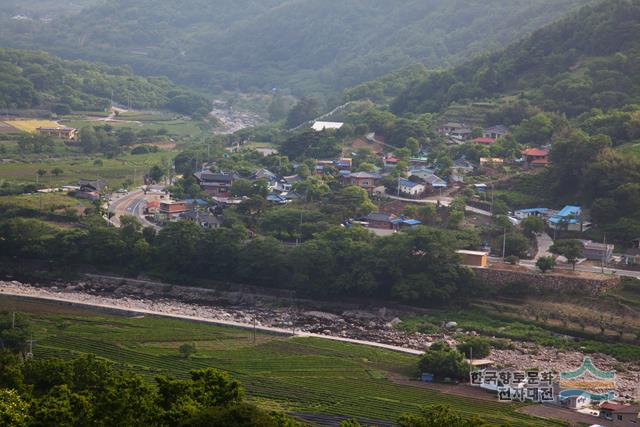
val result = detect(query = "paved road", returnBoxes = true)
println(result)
[108,187,161,230]
[0,290,424,356]
[489,256,640,279]
[535,232,554,259]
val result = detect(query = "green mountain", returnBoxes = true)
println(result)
[0,48,210,116]
[0,0,591,96]
[391,0,640,117]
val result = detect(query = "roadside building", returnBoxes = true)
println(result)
[37,126,78,140]
[622,238,640,266]
[583,241,614,262]
[364,212,399,230]
[144,200,161,215]
[410,171,447,194]
[159,200,190,221]
[78,179,108,193]
[456,250,489,267]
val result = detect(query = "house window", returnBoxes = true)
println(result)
[218,188,228,194]
[362,181,369,186]
[618,415,623,421]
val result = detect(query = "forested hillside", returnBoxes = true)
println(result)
[0,49,210,116]
[0,0,590,96]
[392,0,640,116]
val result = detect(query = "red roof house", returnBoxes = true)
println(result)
[522,148,550,169]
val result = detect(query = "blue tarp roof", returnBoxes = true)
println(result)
[549,205,581,224]
[403,219,422,226]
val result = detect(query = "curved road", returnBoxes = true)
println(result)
[108,187,162,230]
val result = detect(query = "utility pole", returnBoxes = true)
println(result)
[11,312,15,329]
[26,334,35,359]
[602,233,607,273]
[253,317,256,345]
[502,227,507,261]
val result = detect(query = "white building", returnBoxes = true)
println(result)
[311,121,344,132]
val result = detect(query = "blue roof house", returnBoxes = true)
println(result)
[549,205,589,231]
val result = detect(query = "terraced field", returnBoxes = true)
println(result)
[2,296,562,426]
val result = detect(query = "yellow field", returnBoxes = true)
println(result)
[4,120,62,133]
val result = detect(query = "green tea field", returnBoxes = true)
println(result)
[1,296,562,426]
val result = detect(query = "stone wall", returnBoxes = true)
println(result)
[472,267,619,296]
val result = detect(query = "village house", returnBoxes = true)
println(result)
[409,170,447,194]
[144,200,161,215]
[362,212,421,231]
[75,179,107,201]
[548,205,587,231]
[194,171,238,197]
[344,171,381,194]
[251,168,278,186]
[482,125,509,139]
[398,178,426,198]
[436,122,473,141]
[452,157,475,175]
[513,208,550,220]
[37,126,78,140]
[179,210,222,229]
[599,402,640,425]
[522,148,550,169]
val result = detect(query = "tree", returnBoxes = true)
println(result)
[504,233,530,258]
[0,389,28,427]
[398,405,496,427]
[50,168,64,178]
[179,343,197,359]
[285,97,320,129]
[457,337,491,359]
[36,169,47,181]
[326,186,375,219]
[418,341,468,381]
[521,216,544,236]
[513,112,554,146]
[536,256,556,273]
[148,165,164,183]
[550,239,584,270]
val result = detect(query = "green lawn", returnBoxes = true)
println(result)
[0,151,175,188]
[0,193,90,212]
[1,296,560,426]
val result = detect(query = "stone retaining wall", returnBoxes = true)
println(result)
[472,267,619,296]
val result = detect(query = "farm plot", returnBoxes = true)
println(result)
[4,120,61,133]
[3,296,562,426]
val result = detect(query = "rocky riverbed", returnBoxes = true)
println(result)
[1,279,638,397]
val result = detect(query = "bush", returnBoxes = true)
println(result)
[457,336,491,359]
[418,341,469,381]
[505,255,519,265]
